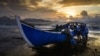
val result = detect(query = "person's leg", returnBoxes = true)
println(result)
[82,34,87,47]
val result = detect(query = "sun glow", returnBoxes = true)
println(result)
[60,9,77,18]
[66,10,76,17]
[57,11,76,18]
[55,7,77,18]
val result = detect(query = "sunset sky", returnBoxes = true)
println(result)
[0,0,100,19]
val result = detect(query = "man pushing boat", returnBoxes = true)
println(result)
[61,22,89,47]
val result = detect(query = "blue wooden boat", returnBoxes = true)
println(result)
[16,16,77,47]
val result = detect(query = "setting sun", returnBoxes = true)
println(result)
[55,7,77,18]
[66,11,76,17]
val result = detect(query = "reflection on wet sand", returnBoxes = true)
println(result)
[7,44,37,56]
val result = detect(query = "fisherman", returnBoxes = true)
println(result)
[74,23,88,47]
[55,24,63,32]
[61,23,77,48]
[75,23,81,41]
[55,24,59,31]
[80,24,89,46]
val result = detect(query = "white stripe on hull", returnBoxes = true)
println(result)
[16,16,33,46]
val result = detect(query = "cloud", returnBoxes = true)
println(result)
[33,7,57,13]
[29,0,41,6]
[1,0,99,12]
[21,7,61,19]
[0,0,99,19]
[0,0,40,6]
[0,0,61,19]
[59,0,100,6]
[0,0,100,10]
[80,10,88,16]
[0,0,41,10]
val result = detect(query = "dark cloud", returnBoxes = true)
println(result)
[30,0,41,6]
[59,0,100,6]
[28,7,59,18]
[33,7,57,13]
[0,0,57,12]
[80,10,88,16]
[0,0,58,18]
[0,0,26,11]
[0,0,41,6]
[0,0,20,6]
[0,0,41,10]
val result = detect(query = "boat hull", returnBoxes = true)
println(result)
[16,16,76,47]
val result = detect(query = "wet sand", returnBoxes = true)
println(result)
[0,25,100,56]
[0,35,100,56]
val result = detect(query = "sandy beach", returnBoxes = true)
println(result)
[0,25,100,56]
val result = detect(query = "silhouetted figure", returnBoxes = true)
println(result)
[80,24,88,46]
[75,24,81,41]
[55,24,59,31]
[55,24,63,32]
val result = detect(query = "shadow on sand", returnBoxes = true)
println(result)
[31,37,99,56]
[32,43,87,56]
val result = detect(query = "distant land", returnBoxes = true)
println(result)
[0,16,53,25]
[0,16,100,30]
